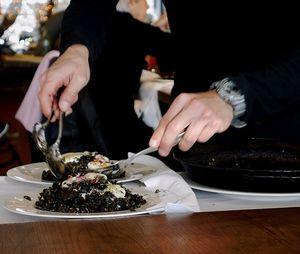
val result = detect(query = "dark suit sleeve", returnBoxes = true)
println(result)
[60,0,119,63]
[230,48,300,123]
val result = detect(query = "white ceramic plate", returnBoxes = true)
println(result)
[7,162,157,185]
[181,173,300,200]
[3,185,177,218]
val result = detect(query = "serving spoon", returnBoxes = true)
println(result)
[44,111,65,179]
[33,110,66,180]
[32,111,55,155]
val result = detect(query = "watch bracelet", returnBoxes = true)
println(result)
[210,78,247,128]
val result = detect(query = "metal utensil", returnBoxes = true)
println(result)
[99,131,186,176]
[32,111,54,155]
[121,131,185,168]
[44,111,65,179]
[82,146,158,178]
[114,146,158,170]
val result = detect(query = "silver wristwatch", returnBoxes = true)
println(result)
[211,78,246,128]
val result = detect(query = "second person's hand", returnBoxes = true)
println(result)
[149,90,234,156]
[38,44,90,120]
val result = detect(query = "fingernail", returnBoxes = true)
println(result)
[149,139,159,148]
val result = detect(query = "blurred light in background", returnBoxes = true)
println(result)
[0,0,70,54]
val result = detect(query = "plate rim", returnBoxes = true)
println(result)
[6,162,157,185]
[3,185,171,219]
[181,172,300,197]
[7,162,53,185]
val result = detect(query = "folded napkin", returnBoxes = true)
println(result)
[15,50,60,132]
[138,72,174,129]
[131,154,200,213]
[140,69,161,83]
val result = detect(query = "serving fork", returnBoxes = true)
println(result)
[101,131,186,176]
[69,131,187,178]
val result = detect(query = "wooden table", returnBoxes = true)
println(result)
[1,207,300,254]
[0,53,42,68]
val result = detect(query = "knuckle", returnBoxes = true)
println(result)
[175,93,191,104]
[167,122,182,134]
[203,110,212,119]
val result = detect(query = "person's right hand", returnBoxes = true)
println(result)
[38,44,90,120]
[149,90,234,156]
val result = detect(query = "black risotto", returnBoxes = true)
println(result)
[35,174,146,213]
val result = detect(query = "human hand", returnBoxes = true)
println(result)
[149,90,234,156]
[38,44,90,120]
[152,13,170,32]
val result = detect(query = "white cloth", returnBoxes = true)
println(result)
[15,50,60,132]
[138,70,174,129]
[131,154,200,213]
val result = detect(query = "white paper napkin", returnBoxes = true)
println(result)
[138,78,174,129]
[130,154,200,213]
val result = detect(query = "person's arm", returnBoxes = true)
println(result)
[39,0,119,119]
[231,48,300,124]
[60,0,119,63]
[150,47,300,156]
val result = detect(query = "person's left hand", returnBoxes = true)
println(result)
[38,44,90,120]
[149,90,234,156]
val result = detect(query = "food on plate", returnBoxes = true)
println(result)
[41,151,125,181]
[35,172,146,213]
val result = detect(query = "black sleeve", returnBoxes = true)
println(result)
[59,0,119,63]
[230,48,300,123]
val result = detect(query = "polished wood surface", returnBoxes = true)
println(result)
[1,207,300,254]
[1,54,42,67]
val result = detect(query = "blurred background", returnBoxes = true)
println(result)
[0,0,166,174]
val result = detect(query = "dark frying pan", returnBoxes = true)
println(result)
[173,138,300,193]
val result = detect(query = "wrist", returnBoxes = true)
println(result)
[67,44,89,59]
[211,78,246,128]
